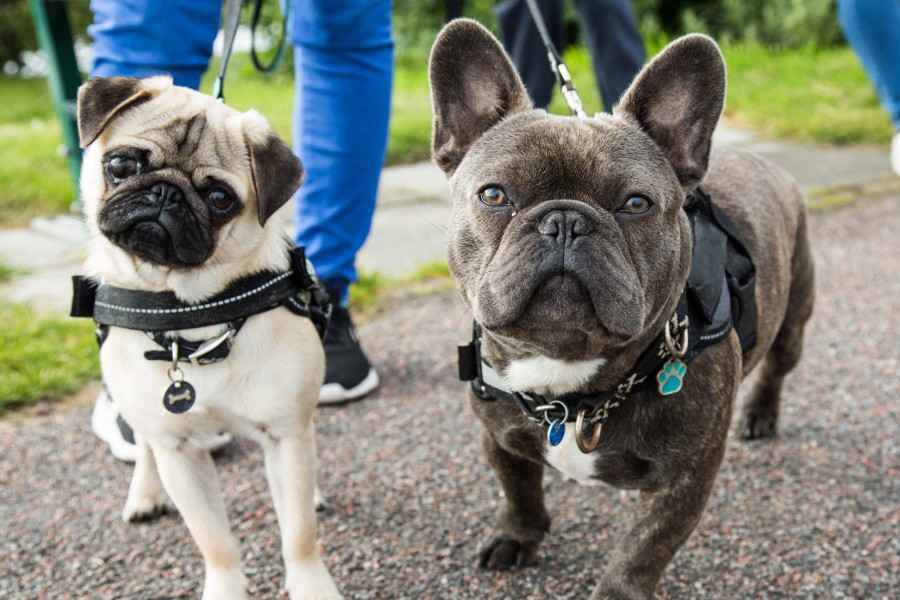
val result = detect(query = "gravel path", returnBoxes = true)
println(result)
[2,196,899,599]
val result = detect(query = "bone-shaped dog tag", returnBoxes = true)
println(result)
[163,380,196,414]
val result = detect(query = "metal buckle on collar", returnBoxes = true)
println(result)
[187,327,237,364]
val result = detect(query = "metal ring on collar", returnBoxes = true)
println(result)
[542,400,569,425]
[575,408,603,453]
[664,319,689,358]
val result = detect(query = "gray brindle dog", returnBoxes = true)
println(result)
[429,20,814,599]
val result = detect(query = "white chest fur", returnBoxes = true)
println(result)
[503,356,605,485]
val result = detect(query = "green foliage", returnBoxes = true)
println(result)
[394,0,498,60]
[0,0,93,68]
[633,0,843,49]
[0,302,99,412]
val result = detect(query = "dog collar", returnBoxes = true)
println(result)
[458,187,757,453]
[71,246,331,414]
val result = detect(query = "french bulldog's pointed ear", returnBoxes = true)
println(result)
[615,34,726,190]
[429,18,532,175]
[242,111,303,226]
[76,76,169,148]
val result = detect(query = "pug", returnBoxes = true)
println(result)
[75,76,340,600]
[429,21,814,599]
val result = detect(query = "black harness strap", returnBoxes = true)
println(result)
[73,246,331,366]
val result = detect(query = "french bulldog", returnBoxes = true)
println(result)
[77,76,340,600]
[429,20,814,599]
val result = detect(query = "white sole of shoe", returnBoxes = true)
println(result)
[92,391,233,463]
[319,369,380,405]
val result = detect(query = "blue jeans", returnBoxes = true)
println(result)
[89,0,394,301]
[838,0,900,128]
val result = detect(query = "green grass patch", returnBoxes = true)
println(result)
[0,77,76,226]
[722,42,894,145]
[2,41,893,226]
[0,302,99,413]
[348,260,453,319]
[0,262,17,283]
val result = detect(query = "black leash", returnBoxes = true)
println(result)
[250,0,290,73]
[523,0,586,117]
[213,0,290,101]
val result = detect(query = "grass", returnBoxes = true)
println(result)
[0,262,17,283]
[349,260,452,320]
[0,301,99,413]
[1,41,892,227]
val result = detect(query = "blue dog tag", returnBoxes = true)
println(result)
[547,419,565,446]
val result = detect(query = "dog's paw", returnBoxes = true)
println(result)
[740,407,779,440]
[286,559,341,600]
[203,568,248,600]
[478,536,540,570]
[122,492,169,523]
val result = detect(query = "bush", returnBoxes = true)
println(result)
[0,0,92,69]
[633,0,843,49]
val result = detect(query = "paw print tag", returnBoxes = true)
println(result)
[657,358,687,396]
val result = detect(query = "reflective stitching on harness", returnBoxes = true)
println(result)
[94,272,293,315]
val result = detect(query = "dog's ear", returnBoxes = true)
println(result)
[77,76,170,148]
[429,18,532,175]
[242,111,303,226]
[615,34,726,190]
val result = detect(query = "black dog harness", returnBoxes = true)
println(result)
[458,188,757,452]
[71,246,330,414]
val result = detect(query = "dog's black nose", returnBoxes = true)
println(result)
[538,209,594,245]
[149,182,184,206]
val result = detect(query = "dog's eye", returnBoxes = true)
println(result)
[478,185,509,207]
[106,156,141,183]
[207,187,235,213]
[617,195,653,216]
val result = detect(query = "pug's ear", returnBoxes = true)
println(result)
[76,76,170,148]
[429,18,532,176]
[242,111,303,226]
[615,34,726,191]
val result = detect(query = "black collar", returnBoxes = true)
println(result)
[71,246,329,337]
[457,187,750,451]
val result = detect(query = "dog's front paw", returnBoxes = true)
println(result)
[203,568,248,600]
[122,491,169,523]
[478,536,541,570]
[286,559,341,600]
[740,405,779,440]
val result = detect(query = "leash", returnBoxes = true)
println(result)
[523,0,586,117]
[213,0,291,101]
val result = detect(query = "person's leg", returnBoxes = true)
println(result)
[89,0,221,89]
[838,0,900,129]
[495,0,565,109]
[292,0,392,402]
[574,0,644,112]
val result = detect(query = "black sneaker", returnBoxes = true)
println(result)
[319,303,379,404]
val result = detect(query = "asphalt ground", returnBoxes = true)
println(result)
[1,195,898,599]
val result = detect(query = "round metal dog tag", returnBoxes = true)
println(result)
[163,380,196,414]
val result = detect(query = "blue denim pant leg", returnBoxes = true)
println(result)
[838,0,900,128]
[291,1,393,302]
[88,0,221,89]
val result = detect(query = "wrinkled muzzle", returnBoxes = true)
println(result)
[472,201,645,343]
[98,181,214,267]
